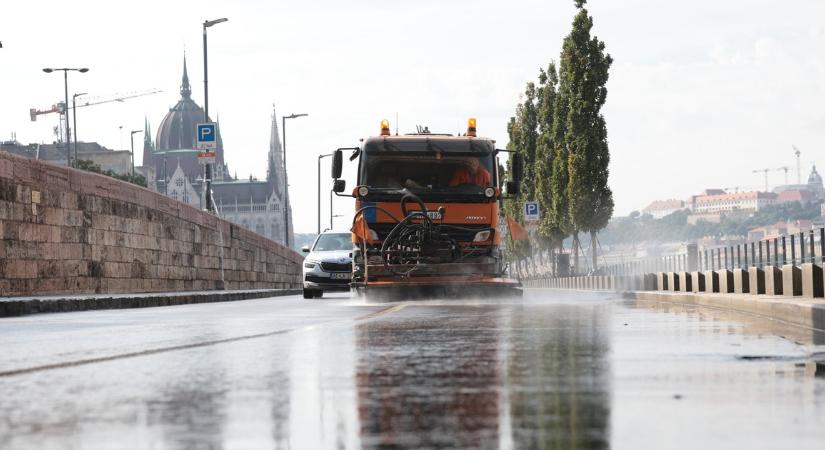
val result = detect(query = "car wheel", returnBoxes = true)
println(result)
[314,290,324,298]
[303,288,316,299]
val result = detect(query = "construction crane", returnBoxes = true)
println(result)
[752,168,769,192]
[29,89,162,121]
[774,166,790,185]
[792,145,802,184]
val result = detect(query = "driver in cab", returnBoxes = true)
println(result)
[448,158,491,187]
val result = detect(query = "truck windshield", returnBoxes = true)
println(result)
[361,153,495,193]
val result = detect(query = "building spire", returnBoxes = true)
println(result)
[143,117,152,148]
[267,104,284,196]
[181,54,192,98]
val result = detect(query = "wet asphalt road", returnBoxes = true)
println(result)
[1,290,825,449]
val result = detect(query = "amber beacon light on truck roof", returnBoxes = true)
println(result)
[378,117,479,136]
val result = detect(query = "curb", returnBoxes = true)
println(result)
[0,289,301,317]
[627,290,825,333]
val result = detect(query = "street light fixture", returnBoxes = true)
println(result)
[202,17,228,213]
[72,92,87,167]
[130,129,142,177]
[42,67,89,167]
[283,113,308,246]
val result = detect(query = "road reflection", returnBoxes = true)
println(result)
[353,301,611,449]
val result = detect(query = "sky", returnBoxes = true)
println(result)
[2,0,824,233]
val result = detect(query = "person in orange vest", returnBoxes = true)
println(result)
[448,158,491,187]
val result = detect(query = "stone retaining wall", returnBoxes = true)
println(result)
[0,151,302,297]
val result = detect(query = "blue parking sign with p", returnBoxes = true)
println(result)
[196,123,217,150]
[524,201,540,221]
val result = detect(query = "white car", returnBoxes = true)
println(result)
[301,231,353,299]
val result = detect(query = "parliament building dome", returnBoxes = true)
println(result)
[155,57,223,152]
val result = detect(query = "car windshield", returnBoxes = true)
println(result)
[312,233,352,252]
[360,153,495,193]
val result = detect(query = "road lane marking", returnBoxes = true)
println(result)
[0,304,407,378]
[356,304,406,321]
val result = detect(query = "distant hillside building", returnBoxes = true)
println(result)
[139,57,294,247]
[692,191,778,214]
[642,199,685,219]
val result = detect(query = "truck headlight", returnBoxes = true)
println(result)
[473,230,492,242]
[484,187,495,198]
[358,186,369,197]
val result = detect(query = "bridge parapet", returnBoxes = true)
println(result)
[0,151,302,297]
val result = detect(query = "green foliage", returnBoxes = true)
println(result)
[76,159,147,188]
[536,62,564,243]
[560,6,614,236]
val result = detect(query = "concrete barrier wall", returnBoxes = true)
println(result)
[0,151,302,297]
[521,262,824,299]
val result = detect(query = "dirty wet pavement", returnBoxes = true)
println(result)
[1,290,824,449]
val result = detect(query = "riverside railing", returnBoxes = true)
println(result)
[599,227,824,277]
[701,227,824,272]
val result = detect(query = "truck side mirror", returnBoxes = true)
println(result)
[333,179,346,193]
[511,153,524,182]
[506,180,520,196]
[331,150,343,179]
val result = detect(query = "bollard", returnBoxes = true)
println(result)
[644,273,657,291]
[657,272,668,291]
[718,269,734,294]
[764,265,783,296]
[782,264,802,296]
[678,272,692,292]
[704,270,720,293]
[748,266,765,295]
[668,272,680,292]
[800,263,824,298]
[733,268,750,294]
[691,271,705,292]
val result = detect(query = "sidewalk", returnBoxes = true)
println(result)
[630,291,825,333]
[0,288,300,317]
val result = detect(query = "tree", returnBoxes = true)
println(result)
[536,62,560,241]
[558,0,614,271]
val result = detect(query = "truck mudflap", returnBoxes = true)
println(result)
[352,275,522,300]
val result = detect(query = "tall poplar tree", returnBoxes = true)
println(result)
[558,0,614,271]
[536,62,561,243]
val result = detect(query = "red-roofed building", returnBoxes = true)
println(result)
[776,189,816,204]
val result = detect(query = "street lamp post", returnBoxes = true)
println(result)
[202,17,228,214]
[130,130,142,177]
[283,113,308,246]
[72,92,86,167]
[42,67,89,167]
[317,152,333,234]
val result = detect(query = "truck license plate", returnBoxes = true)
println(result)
[330,272,350,280]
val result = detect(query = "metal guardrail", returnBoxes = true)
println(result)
[597,227,825,277]
[701,227,824,271]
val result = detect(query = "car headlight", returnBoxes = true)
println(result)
[304,261,316,269]
[473,230,492,242]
